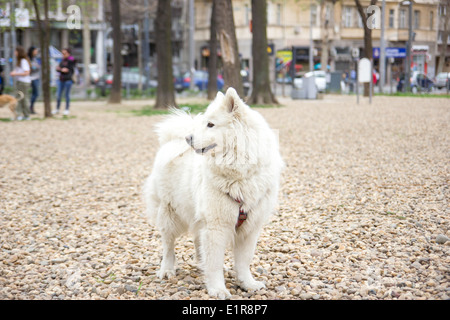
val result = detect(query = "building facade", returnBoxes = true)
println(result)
[193,0,446,82]
[1,0,447,87]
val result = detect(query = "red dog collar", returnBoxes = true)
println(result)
[234,198,247,228]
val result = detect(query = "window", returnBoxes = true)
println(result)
[439,5,447,17]
[245,4,250,26]
[389,9,394,28]
[325,3,331,23]
[343,6,353,28]
[399,9,406,28]
[438,31,449,43]
[414,10,420,29]
[277,3,282,26]
[429,11,433,30]
[357,12,364,28]
[311,4,317,27]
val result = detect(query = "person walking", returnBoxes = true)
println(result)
[0,63,4,95]
[10,46,31,121]
[53,48,76,116]
[28,47,41,114]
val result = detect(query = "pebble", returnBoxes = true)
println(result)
[435,234,449,244]
[125,285,138,293]
[300,293,313,300]
[0,96,448,301]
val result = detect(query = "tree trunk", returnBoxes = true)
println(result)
[137,20,143,92]
[320,1,329,72]
[248,0,278,104]
[32,0,52,117]
[215,0,243,96]
[207,0,218,100]
[109,0,122,104]
[155,0,176,109]
[82,3,91,98]
[437,1,450,74]
[355,0,377,97]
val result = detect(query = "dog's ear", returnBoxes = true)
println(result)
[216,91,224,99]
[224,87,240,114]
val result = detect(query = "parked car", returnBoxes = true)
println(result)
[435,72,450,89]
[174,71,191,92]
[397,72,434,93]
[192,70,224,91]
[96,70,157,91]
[293,70,327,92]
[76,63,100,84]
[411,71,434,93]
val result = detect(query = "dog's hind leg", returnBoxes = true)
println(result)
[8,102,17,120]
[234,230,266,291]
[194,235,202,263]
[155,204,182,279]
[157,232,176,279]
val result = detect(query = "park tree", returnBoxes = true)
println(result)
[355,0,378,96]
[215,0,243,96]
[154,0,176,109]
[318,1,338,72]
[437,0,450,74]
[207,0,218,100]
[32,0,52,117]
[118,0,157,92]
[248,0,278,104]
[109,0,122,104]
[82,2,91,97]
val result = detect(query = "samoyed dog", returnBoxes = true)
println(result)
[143,87,283,299]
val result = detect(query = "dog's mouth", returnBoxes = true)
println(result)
[194,143,217,154]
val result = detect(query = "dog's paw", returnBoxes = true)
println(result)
[240,279,266,291]
[156,268,176,279]
[207,286,231,300]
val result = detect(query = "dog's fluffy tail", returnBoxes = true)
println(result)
[154,107,194,145]
[16,91,24,101]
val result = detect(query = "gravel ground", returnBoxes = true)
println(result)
[0,95,448,300]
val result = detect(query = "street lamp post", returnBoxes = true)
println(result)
[309,0,314,72]
[402,0,413,92]
[380,0,386,93]
[188,0,195,90]
[143,0,151,90]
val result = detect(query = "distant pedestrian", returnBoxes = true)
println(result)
[10,46,31,121]
[53,48,76,116]
[0,63,4,95]
[28,46,41,114]
[350,69,356,92]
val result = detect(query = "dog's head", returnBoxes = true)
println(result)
[185,87,254,163]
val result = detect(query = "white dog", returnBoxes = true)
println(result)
[143,87,283,299]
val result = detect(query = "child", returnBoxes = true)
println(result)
[10,46,31,120]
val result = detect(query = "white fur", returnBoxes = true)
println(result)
[143,88,284,299]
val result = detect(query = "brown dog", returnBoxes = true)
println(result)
[0,91,24,119]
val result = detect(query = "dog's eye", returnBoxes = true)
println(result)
[207,122,215,128]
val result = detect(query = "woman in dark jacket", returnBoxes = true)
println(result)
[53,48,76,115]
[28,46,41,114]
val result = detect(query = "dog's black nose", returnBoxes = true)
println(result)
[185,135,193,145]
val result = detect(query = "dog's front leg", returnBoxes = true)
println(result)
[234,230,266,291]
[200,227,231,299]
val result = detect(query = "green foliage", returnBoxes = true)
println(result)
[375,92,450,99]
